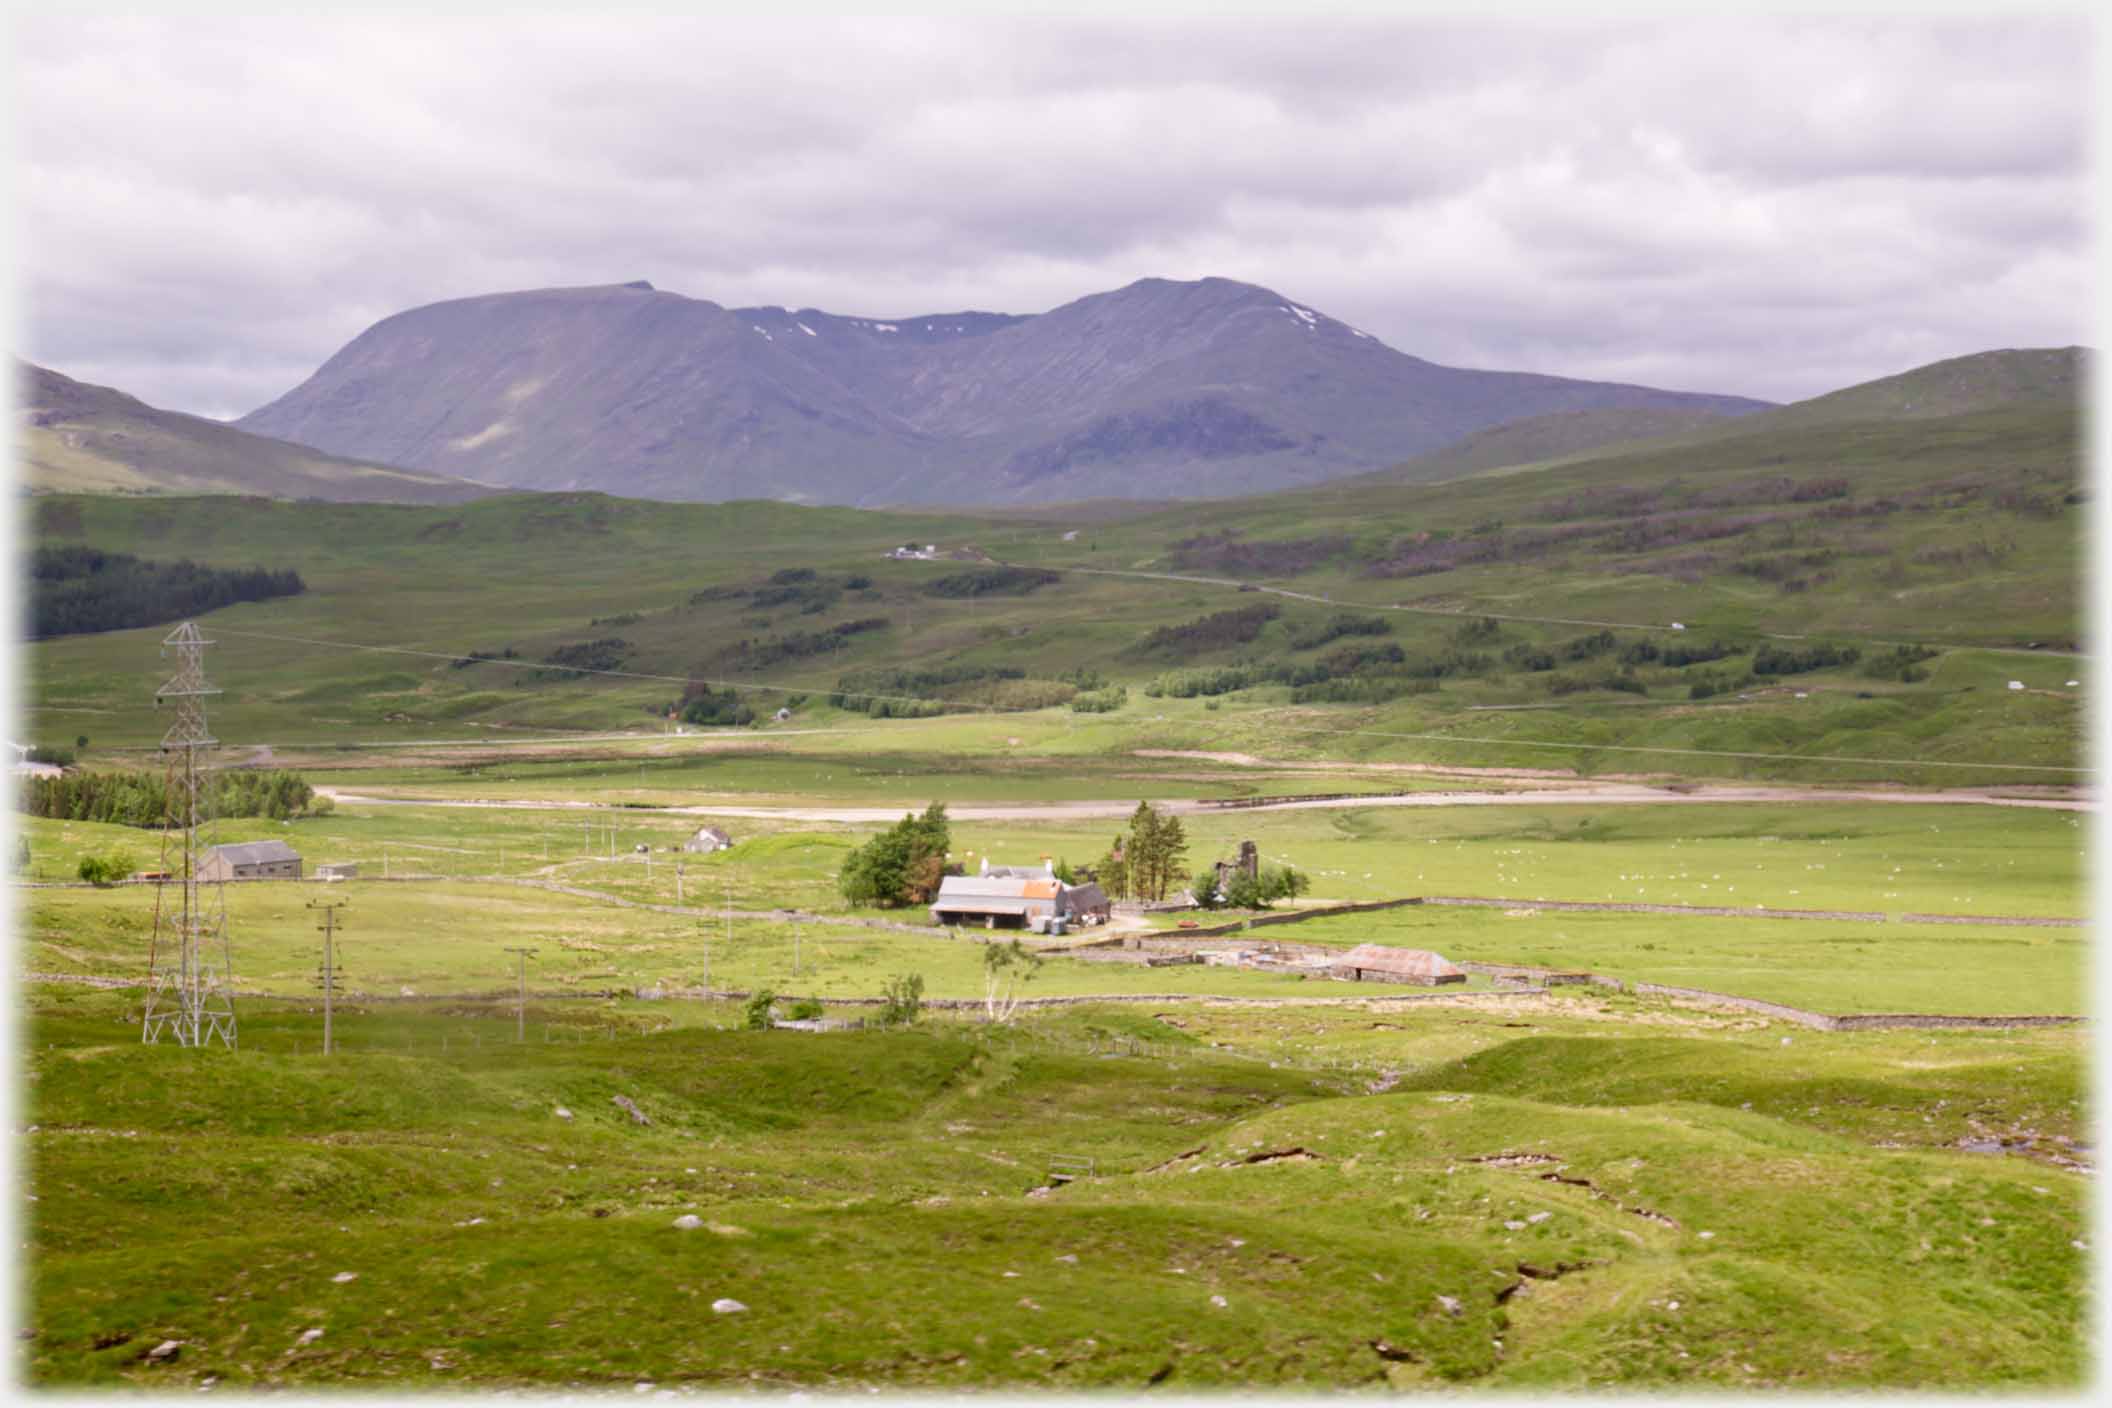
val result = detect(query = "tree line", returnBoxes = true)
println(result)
[18,769,328,828]
[29,546,304,638]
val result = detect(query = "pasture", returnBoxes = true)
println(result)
[20,987,2088,1390]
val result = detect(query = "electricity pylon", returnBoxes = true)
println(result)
[142,621,238,1048]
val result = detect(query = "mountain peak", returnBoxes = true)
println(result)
[236,277,1774,507]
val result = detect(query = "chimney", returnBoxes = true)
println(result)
[1043,856,1054,876]
[979,856,990,876]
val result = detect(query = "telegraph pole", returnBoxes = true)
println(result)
[308,898,348,1055]
[503,946,537,1042]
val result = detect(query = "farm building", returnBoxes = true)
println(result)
[315,863,359,881]
[1214,839,1259,892]
[682,826,734,853]
[197,840,303,882]
[1329,945,1465,986]
[929,860,1112,930]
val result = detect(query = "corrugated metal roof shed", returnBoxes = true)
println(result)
[932,898,1036,916]
[1330,945,1465,983]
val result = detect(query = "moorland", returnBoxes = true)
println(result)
[12,342,2092,1390]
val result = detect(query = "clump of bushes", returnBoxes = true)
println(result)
[1070,686,1128,713]
[76,851,136,887]
[1133,604,1279,657]
[921,566,1060,598]
[839,804,955,908]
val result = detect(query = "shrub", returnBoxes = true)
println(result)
[77,852,134,887]
[1752,641,1861,676]
[744,989,778,1030]
[785,997,825,1022]
[539,637,631,676]
[1133,604,1279,658]
[879,973,925,1027]
[1070,686,1128,713]
[1142,666,1253,699]
[921,566,1060,598]
[1286,613,1394,650]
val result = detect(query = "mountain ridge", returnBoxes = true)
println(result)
[236,276,1774,507]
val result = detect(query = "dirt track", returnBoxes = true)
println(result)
[316,775,2091,820]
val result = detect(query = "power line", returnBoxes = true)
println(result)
[212,627,997,711]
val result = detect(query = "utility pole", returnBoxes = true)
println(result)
[676,862,684,904]
[793,921,801,977]
[308,898,348,1055]
[503,946,537,1042]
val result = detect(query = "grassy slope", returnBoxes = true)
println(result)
[22,991,2087,1389]
[15,355,2086,785]
[18,362,493,504]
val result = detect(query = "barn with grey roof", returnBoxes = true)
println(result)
[197,840,303,882]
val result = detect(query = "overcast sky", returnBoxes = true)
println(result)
[13,12,2097,419]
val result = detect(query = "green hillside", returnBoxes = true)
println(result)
[15,349,2085,785]
[17,362,494,505]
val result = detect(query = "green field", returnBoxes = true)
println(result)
[16,795,2086,1017]
[21,988,2088,1390]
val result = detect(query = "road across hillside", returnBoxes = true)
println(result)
[316,779,2091,819]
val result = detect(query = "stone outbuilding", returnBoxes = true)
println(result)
[682,826,734,853]
[197,840,303,882]
[1329,944,1465,986]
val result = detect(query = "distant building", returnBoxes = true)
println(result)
[197,840,303,882]
[315,862,359,881]
[1214,839,1259,894]
[682,826,734,854]
[1328,945,1465,986]
[930,858,1110,930]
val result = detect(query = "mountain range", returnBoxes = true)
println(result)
[232,276,1773,507]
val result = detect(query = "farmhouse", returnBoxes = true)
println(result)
[682,826,734,853]
[1329,944,1465,986]
[198,840,303,882]
[930,860,1111,931]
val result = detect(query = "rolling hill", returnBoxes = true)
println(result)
[1356,346,2093,490]
[16,362,496,505]
[234,276,1770,507]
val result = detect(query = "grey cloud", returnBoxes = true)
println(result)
[15,13,2092,421]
